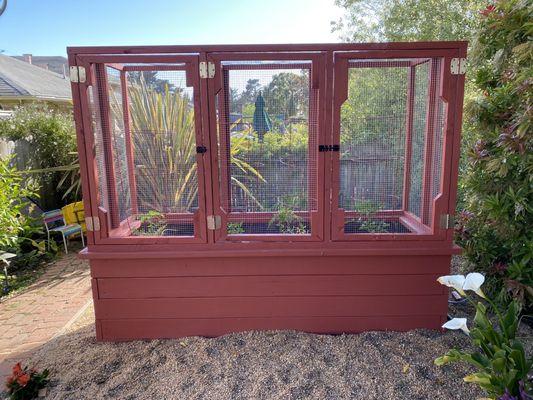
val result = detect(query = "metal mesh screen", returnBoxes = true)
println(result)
[89,65,133,229]
[340,58,444,234]
[89,63,199,237]
[408,61,430,219]
[427,97,446,226]
[125,68,197,236]
[217,62,315,235]
[340,60,408,234]
[106,67,132,223]
[88,85,108,212]
[408,59,443,226]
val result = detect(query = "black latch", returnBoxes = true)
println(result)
[319,144,340,152]
[196,145,207,154]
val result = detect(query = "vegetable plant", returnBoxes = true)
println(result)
[131,210,167,236]
[227,222,245,234]
[269,206,308,234]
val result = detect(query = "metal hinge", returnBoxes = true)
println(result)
[319,144,340,152]
[85,216,100,232]
[207,215,221,230]
[440,214,455,229]
[199,61,215,79]
[450,58,466,75]
[69,66,86,83]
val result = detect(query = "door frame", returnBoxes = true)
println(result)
[204,51,328,243]
[73,53,209,244]
[329,49,458,242]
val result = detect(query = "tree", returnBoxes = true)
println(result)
[332,0,484,42]
[128,71,175,93]
[262,72,309,119]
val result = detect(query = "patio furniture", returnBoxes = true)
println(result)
[62,201,86,233]
[43,209,85,254]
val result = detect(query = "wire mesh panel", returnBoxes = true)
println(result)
[408,59,445,227]
[334,56,445,237]
[214,60,319,238]
[88,61,205,239]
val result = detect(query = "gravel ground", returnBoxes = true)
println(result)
[5,312,488,400]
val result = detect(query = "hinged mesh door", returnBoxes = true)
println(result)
[214,60,319,238]
[335,57,445,237]
[88,62,206,239]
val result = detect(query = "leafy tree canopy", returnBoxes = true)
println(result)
[332,0,484,42]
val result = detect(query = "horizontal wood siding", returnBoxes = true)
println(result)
[90,254,450,340]
[90,255,450,277]
[95,295,446,319]
[100,316,443,340]
[98,274,444,298]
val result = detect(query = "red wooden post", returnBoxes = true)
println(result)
[195,53,211,244]
[120,71,138,215]
[420,59,439,225]
[331,56,349,240]
[217,68,232,213]
[402,65,416,211]
[94,63,121,229]
[68,55,97,245]
[307,68,318,236]
[322,50,334,243]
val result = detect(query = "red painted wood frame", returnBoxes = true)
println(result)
[205,52,327,242]
[330,49,459,241]
[73,54,209,245]
[69,42,466,253]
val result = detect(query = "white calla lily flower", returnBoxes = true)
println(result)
[437,275,466,296]
[442,318,470,335]
[463,272,486,298]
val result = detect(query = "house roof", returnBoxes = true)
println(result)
[13,55,68,76]
[0,55,71,102]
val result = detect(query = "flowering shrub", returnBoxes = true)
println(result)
[5,363,49,400]
[458,0,532,308]
[435,273,532,399]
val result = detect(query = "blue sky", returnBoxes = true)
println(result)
[0,0,343,57]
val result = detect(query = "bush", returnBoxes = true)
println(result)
[458,1,532,309]
[0,105,79,210]
[0,157,40,250]
[0,157,55,291]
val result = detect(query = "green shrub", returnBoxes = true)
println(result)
[458,1,532,309]
[0,105,79,210]
[243,123,308,160]
[0,157,40,250]
[0,157,55,292]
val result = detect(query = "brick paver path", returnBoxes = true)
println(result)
[0,250,91,380]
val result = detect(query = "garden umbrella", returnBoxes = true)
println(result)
[252,92,272,142]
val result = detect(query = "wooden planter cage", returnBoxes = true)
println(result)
[69,42,467,341]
